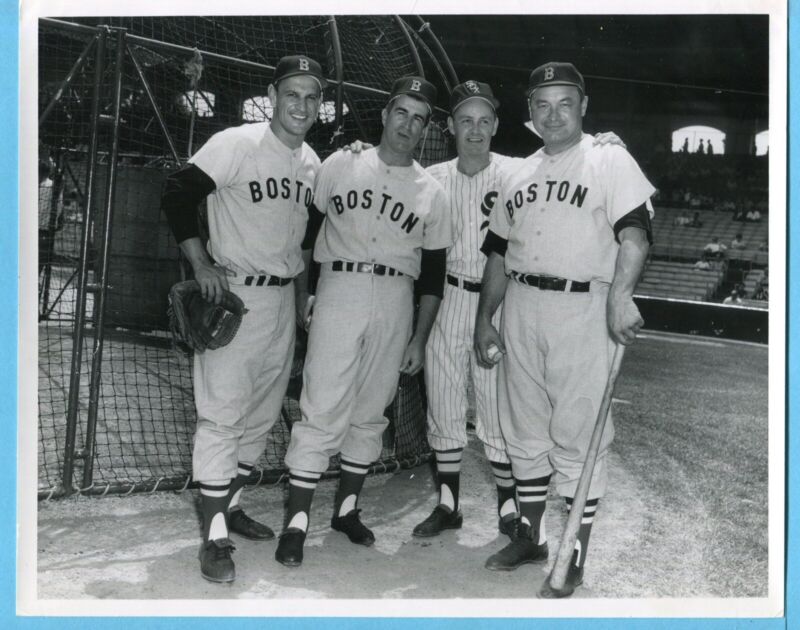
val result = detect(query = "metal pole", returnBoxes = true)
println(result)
[125,42,182,164]
[394,16,425,77]
[327,16,345,149]
[81,27,127,490]
[411,16,459,87]
[62,26,107,495]
[39,34,97,127]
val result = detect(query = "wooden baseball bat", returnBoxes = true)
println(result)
[545,343,626,592]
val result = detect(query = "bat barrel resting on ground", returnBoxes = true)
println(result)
[544,343,626,594]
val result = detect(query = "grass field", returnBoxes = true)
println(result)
[32,331,771,607]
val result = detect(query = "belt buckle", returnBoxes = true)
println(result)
[356,262,373,273]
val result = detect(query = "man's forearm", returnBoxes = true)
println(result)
[610,227,649,299]
[179,237,215,272]
[412,294,441,345]
[476,253,508,323]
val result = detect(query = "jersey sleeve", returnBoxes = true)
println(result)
[187,130,246,189]
[601,145,656,226]
[422,184,453,250]
[313,151,346,215]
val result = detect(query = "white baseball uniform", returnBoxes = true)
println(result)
[285,147,452,473]
[424,153,523,462]
[189,121,320,482]
[490,134,654,499]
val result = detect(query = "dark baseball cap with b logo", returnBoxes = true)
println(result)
[387,76,438,114]
[273,55,328,90]
[450,80,500,114]
[526,62,585,96]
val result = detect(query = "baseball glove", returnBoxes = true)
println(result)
[167,280,247,354]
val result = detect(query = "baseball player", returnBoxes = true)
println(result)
[275,76,452,568]
[474,62,653,597]
[415,81,627,540]
[161,55,326,583]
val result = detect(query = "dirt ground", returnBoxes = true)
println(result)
[36,432,698,601]
[33,334,772,613]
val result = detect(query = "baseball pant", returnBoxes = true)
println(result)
[192,282,295,482]
[285,265,414,473]
[425,279,508,462]
[497,280,616,499]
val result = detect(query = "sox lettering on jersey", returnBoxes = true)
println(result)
[248,177,314,207]
[480,191,497,230]
[505,179,589,217]
[329,188,421,234]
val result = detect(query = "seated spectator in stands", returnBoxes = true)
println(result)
[723,290,743,305]
[703,237,727,261]
[673,210,691,226]
[688,211,704,228]
[693,259,712,271]
[745,208,762,222]
[730,233,746,250]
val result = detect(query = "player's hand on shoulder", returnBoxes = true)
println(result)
[340,139,373,154]
[194,262,233,305]
[606,291,643,345]
[474,317,506,369]
[593,131,626,149]
[399,335,425,376]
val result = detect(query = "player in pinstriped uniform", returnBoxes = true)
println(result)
[413,82,523,538]
[161,55,326,584]
[413,81,626,540]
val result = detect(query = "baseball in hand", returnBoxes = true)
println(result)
[487,344,503,363]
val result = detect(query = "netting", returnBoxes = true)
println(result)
[37,16,456,499]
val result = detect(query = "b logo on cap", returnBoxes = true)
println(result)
[465,80,480,94]
[298,58,310,71]
[544,66,555,81]
[410,79,421,92]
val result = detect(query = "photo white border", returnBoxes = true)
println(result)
[18,0,787,620]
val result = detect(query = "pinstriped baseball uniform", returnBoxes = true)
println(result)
[424,153,523,461]
[490,134,655,499]
[285,146,452,473]
[189,122,320,482]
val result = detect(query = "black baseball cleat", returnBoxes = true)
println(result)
[331,509,375,546]
[412,505,463,537]
[199,537,236,583]
[484,521,548,571]
[538,563,585,598]
[228,508,275,540]
[498,513,519,538]
[275,528,306,567]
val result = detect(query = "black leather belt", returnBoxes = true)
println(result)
[243,275,293,287]
[447,274,481,292]
[510,271,590,293]
[332,261,405,277]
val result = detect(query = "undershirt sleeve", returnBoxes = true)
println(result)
[612,202,653,245]
[416,248,447,298]
[480,229,508,258]
[161,164,216,244]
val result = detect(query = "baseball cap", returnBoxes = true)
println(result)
[526,62,585,96]
[450,80,500,114]
[387,76,437,114]
[273,55,328,90]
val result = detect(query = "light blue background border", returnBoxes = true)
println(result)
[5,1,794,628]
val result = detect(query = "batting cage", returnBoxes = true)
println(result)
[37,15,459,499]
